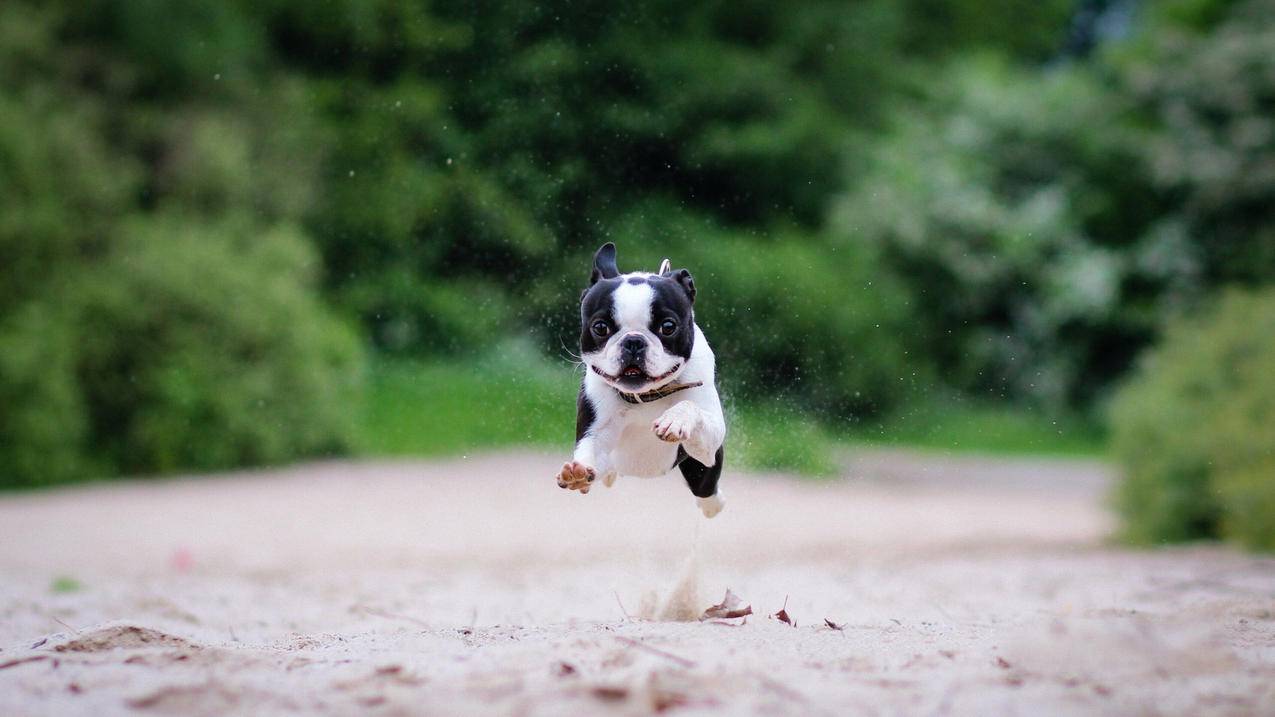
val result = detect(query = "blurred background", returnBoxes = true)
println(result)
[0,0,1272,549]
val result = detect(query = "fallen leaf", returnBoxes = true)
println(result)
[169,548,195,572]
[771,596,795,627]
[823,618,844,631]
[995,656,1012,669]
[701,589,753,620]
[592,686,629,701]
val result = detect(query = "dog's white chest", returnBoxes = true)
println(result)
[610,407,680,478]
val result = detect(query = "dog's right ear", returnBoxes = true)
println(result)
[590,242,620,285]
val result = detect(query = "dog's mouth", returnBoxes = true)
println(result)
[592,363,682,390]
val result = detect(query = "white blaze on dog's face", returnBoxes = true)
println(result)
[579,243,698,393]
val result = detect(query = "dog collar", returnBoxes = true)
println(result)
[618,380,703,405]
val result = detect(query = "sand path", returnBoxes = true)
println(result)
[1,450,1272,716]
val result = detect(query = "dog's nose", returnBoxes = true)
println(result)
[620,334,646,357]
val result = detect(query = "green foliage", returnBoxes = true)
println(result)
[0,217,364,488]
[4,0,1275,498]
[1216,460,1275,552]
[1111,289,1275,548]
[1120,0,1275,285]
[76,217,364,476]
[0,0,364,488]
[595,202,926,416]
[0,303,91,485]
[691,234,923,418]
[834,57,1163,410]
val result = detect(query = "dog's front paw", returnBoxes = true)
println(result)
[653,401,700,443]
[556,461,596,493]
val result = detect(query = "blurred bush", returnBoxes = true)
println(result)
[0,5,363,487]
[833,58,1167,410]
[0,216,364,488]
[600,203,926,417]
[1121,0,1275,286]
[4,0,1275,489]
[832,0,1275,414]
[0,217,363,488]
[1111,289,1275,550]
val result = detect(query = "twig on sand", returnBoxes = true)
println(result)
[614,591,632,620]
[50,616,80,634]
[351,604,430,629]
[615,636,695,668]
[759,675,807,703]
[0,656,50,670]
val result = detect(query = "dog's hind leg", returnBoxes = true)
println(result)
[675,445,725,518]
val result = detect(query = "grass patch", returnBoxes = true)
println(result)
[358,354,1104,475]
[50,576,83,593]
[356,347,578,457]
[844,399,1105,457]
[727,403,840,476]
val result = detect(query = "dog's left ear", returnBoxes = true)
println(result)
[590,242,620,286]
[660,263,696,304]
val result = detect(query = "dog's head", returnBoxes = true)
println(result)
[579,242,697,392]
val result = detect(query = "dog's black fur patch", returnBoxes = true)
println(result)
[575,384,596,442]
[590,242,619,285]
[675,445,724,498]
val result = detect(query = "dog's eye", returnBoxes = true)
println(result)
[591,320,611,337]
[659,319,678,336]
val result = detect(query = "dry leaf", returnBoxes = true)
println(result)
[823,618,844,631]
[592,686,629,701]
[701,589,753,620]
[771,596,795,627]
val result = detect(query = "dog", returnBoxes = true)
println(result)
[557,242,727,518]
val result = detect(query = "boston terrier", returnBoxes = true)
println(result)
[557,242,727,518]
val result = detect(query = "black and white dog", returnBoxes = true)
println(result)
[556,243,727,517]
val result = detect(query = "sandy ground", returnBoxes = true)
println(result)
[1,450,1273,717]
